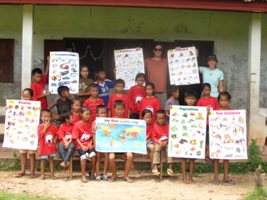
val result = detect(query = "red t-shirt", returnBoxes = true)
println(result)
[196,97,220,110]
[151,123,169,144]
[146,123,153,140]
[72,113,81,124]
[72,121,93,149]
[107,93,132,118]
[128,85,146,114]
[31,74,48,110]
[38,123,58,156]
[83,97,104,122]
[57,123,74,144]
[138,96,162,123]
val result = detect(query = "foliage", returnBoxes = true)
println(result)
[245,185,267,200]
[247,139,263,172]
[0,191,64,200]
[0,152,20,171]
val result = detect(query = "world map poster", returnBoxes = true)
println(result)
[95,117,146,154]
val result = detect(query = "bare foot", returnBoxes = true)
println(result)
[65,161,70,167]
[60,162,66,168]
[183,178,191,184]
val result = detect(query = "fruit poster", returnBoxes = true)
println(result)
[49,51,79,94]
[168,47,200,85]
[95,117,146,154]
[209,110,247,160]
[168,106,207,159]
[3,100,41,150]
[114,48,145,90]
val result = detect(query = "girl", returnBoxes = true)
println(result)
[128,73,146,119]
[213,91,235,185]
[165,85,179,124]
[75,65,94,104]
[138,82,161,124]
[71,99,82,123]
[15,88,37,178]
[72,106,96,183]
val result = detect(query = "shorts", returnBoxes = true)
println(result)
[40,153,57,159]
[147,141,155,148]
[19,149,36,154]
[78,148,96,160]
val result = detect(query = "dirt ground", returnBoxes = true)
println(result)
[1,170,266,200]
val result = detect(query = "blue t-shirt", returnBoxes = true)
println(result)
[95,79,114,106]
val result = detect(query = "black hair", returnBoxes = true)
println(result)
[80,106,90,114]
[72,99,81,105]
[218,91,231,101]
[202,83,211,91]
[207,54,218,62]
[167,85,179,98]
[156,109,166,116]
[80,65,89,78]
[135,73,146,81]
[96,105,107,113]
[113,100,125,109]
[145,82,155,90]
[60,111,72,124]
[22,88,34,97]
[184,89,197,98]
[89,83,99,90]
[141,109,153,118]
[31,68,43,76]
[41,109,52,117]
[57,86,69,96]
[115,79,125,87]
[95,67,106,74]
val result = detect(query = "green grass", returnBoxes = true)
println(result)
[0,191,64,200]
[245,187,267,200]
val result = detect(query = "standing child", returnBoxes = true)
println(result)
[95,67,114,107]
[165,85,180,124]
[108,100,134,183]
[151,110,174,176]
[38,109,58,180]
[15,88,37,178]
[128,73,146,119]
[213,91,235,185]
[71,99,82,123]
[92,105,109,181]
[83,83,104,122]
[72,106,96,183]
[107,79,132,118]
[75,65,94,104]
[139,82,162,124]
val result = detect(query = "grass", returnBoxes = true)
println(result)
[0,191,64,200]
[245,186,267,200]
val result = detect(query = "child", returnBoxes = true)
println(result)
[75,65,94,104]
[71,99,82,123]
[128,73,146,119]
[108,100,134,183]
[92,105,109,181]
[83,83,104,122]
[181,90,198,184]
[142,109,155,171]
[213,91,235,185]
[38,109,58,180]
[165,85,179,124]
[72,106,96,183]
[57,112,76,168]
[15,88,37,178]
[139,82,162,124]
[107,79,132,118]
[31,57,51,110]
[95,67,114,107]
[151,110,174,176]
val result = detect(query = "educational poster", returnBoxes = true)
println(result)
[114,48,145,90]
[209,110,247,160]
[95,117,146,154]
[168,106,207,159]
[3,100,41,150]
[49,51,79,94]
[168,47,200,85]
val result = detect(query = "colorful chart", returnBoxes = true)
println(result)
[114,48,145,90]
[95,117,146,154]
[168,47,200,85]
[3,100,41,150]
[168,106,207,159]
[49,51,79,94]
[209,110,247,159]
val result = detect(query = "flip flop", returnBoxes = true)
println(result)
[15,172,25,178]
[30,174,38,178]
[167,168,174,176]
[108,177,116,182]
[81,176,88,183]
[40,175,45,180]
[224,179,235,185]
[152,169,160,176]
[212,180,220,185]
[124,177,133,183]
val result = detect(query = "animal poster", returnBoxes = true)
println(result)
[49,51,79,94]
[168,106,207,159]
[167,47,200,85]
[95,117,146,154]
[114,48,145,90]
[3,100,41,150]
[209,110,247,159]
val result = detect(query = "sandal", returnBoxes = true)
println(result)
[15,172,25,178]
[152,169,160,176]
[40,175,45,180]
[96,176,101,181]
[30,174,38,178]
[101,174,108,180]
[108,177,116,182]
[224,179,235,185]
[124,177,133,183]
[212,180,220,185]
[81,176,88,183]
[167,168,174,176]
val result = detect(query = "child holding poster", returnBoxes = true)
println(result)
[165,85,180,124]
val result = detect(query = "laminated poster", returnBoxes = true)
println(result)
[3,100,41,150]
[168,106,207,159]
[95,117,146,154]
[114,48,145,90]
[209,110,247,160]
[168,47,200,85]
[49,51,79,94]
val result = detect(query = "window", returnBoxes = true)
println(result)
[0,39,14,83]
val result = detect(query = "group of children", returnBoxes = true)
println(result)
[14,58,234,185]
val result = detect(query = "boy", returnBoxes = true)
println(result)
[95,67,114,107]
[83,83,104,122]
[107,79,132,118]
[108,100,134,183]
[181,90,198,184]
[151,110,174,176]
[31,57,51,110]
